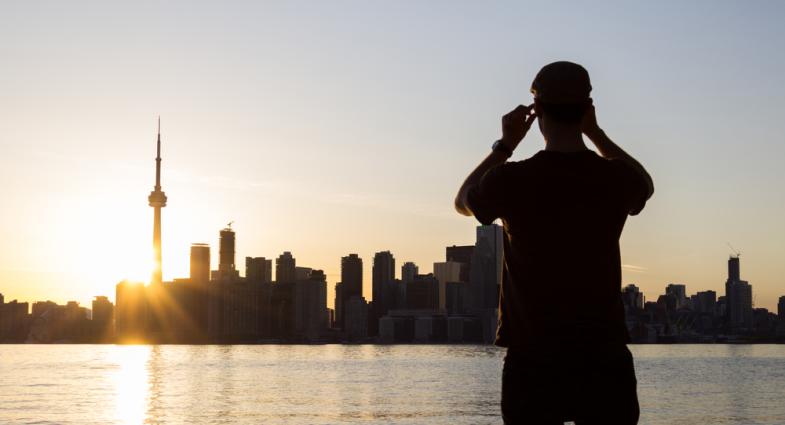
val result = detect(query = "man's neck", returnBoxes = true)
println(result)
[543,129,589,153]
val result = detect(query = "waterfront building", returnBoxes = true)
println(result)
[92,296,114,341]
[338,254,363,329]
[343,295,368,341]
[725,256,753,333]
[276,251,296,283]
[371,251,396,335]
[246,257,273,283]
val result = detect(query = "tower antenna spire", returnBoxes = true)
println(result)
[149,117,168,285]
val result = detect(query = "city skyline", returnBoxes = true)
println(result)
[2,2,785,311]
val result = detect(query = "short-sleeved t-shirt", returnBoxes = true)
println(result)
[466,149,649,351]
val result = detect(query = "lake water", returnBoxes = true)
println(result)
[1,344,784,424]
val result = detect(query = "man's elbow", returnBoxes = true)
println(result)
[454,192,472,216]
[645,176,655,200]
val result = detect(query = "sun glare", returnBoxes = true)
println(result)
[111,345,151,425]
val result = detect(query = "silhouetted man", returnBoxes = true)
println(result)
[455,61,653,424]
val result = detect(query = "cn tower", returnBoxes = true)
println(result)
[148,118,167,285]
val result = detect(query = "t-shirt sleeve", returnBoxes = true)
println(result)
[611,159,649,216]
[465,164,509,225]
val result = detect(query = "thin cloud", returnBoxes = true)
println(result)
[622,264,648,273]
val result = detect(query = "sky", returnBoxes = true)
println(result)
[1,1,784,311]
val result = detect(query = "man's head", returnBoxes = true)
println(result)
[530,61,592,132]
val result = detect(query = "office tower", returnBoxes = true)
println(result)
[246,257,272,283]
[470,224,503,310]
[92,296,114,341]
[401,262,418,284]
[334,283,343,328]
[665,283,687,309]
[276,252,296,283]
[405,274,440,310]
[344,295,368,341]
[294,269,328,340]
[434,261,462,311]
[190,244,211,283]
[693,290,717,315]
[725,256,753,333]
[219,226,236,273]
[295,267,313,281]
[0,300,29,342]
[339,254,363,329]
[371,251,396,334]
[779,296,785,319]
[188,244,211,340]
[621,284,645,310]
[446,245,474,283]
[147,118,168,286]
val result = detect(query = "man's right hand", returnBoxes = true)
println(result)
[501,104,536,151]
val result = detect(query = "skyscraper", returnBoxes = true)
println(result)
[371,251,396,335]
[725,255,753,333]
[470,224,503,310]
[219,226,236,273]
[446,245,474,284]
[190,244,211,284]
[246,257,273,283]
[434,261,462,311]
[401,262,419,284]
[147,118,167,286]
[276,252,296,283]
[372,252,395,310]
[665,283,687,309]
[339,254,363,329]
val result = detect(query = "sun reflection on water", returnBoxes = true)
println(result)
[111,345,151,425]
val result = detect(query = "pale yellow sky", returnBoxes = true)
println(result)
[1,2,784,311]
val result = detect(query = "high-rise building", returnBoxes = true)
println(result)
[434,261,462,311]
[344,295,368,341]
[92,296,114,341]
[294,269,328,340]
[778,296,785,319]
[405,274,440,311]
[621,284,645,310]
[295,267,313,281]
[147,119,167,286]
[725,256,753,333]
[246,257,272,283]
[665,284,687,309]
[219,227,236,273]
[371,251,396,333]
[276,252,296,283]
[446,245,474,283]
[339,254,363,329]
[190,244,211,283]
[470,224,503,311]
[693,290,717,315]
[401,262,418,284]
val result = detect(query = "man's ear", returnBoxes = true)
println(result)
[533,99,543,115]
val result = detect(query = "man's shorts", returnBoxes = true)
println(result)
[501,345,639,424]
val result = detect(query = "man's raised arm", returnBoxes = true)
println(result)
[582,103,655,199]
[455,104,536,216]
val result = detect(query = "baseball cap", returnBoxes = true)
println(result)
[530,61,592,104]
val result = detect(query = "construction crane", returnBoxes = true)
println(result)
[227,221,234,229]
[726,242,741,258]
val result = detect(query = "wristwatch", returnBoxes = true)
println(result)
[492,139,513,158]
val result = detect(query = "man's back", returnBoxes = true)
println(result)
[467,149,648,349]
